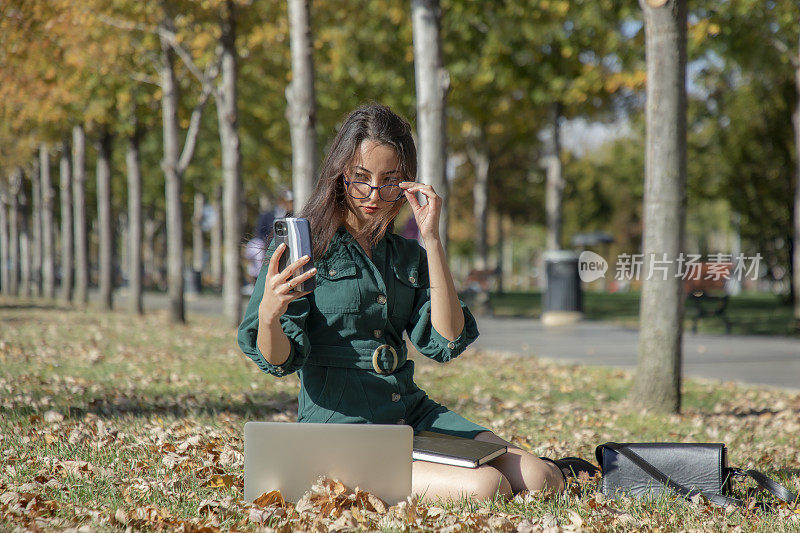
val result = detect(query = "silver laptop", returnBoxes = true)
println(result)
[244,422,413,505]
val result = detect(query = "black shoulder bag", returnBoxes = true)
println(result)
[596,442,798,510]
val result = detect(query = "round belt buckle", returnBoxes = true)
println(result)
[372,344,398,375]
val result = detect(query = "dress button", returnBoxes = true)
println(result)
[391,393,401,402]
[408,276,416,284]
[397,418,406,425]
[328,269,337,277]
[447,341,456,350]
[373,329,383,338]
[376,294,387,305]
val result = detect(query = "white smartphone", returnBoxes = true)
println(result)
[273,217,316,292]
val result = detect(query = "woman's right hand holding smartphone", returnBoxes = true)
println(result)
[258,243,317,322]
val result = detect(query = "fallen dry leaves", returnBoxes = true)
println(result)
[1,305,798,531]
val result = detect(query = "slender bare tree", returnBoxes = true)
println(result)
[465,139,490,268]
[96,128,114,310]
[0,184,8,296]
[40,143,55,299]
[73,124,89,305]
[8,169,21,296]
[126,116,143,314]
[793,34,800,326]
[143,218,158,290]
[30,158,41,296]
[631,0,688,413]
[159,13,186,322]
[544,102,564,251]
[156,7,214,323]
[286,0,317,212]
[18,174,31,297]
[210,185,222,288]
[192,192,205,293]
[412,0,450,249]
[59,140,73,302]
[218,0,243,324]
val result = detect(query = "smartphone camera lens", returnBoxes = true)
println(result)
[275,221,287,236]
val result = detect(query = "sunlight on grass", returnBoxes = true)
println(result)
[1,300,798,531]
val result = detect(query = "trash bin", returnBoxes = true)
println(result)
[184,267,202,295]
[541,250,583,326]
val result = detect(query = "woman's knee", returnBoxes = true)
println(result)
[469,466,512,499]
[524,456,564,492]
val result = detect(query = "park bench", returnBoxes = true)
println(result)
[464,267,500,293]
[686,290,731,334]
[683,262,732,334]
[459,267,499,316]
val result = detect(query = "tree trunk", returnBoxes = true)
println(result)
[126,127,143,314]
[39,143,55,299]
[218,0,244,324]
[792,37,800,325]
[192,192,204,285]
[545,102,564,251]
[73,124,89,305]
[0,185,8,296]
[59,140,73,302]
[503,217,514,290]
[19,182,31,298]
[496,211,504,294]
[159,17,185,323]
[143,218,158,290]
[631,0,688,414]
[412,0,450,250]
[31,159,41,296]
[210,185,222,287]
[8,169,21,295]
[286,0,317,212]
[96,129,114,310]
[466,142,490,269]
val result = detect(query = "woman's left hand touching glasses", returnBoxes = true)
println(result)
[399,181,441,243]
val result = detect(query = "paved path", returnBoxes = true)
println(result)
[111,290,800,391]
[470,317,800,391]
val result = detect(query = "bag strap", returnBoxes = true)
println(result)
[599,443,797,510]
[730,468,798,505]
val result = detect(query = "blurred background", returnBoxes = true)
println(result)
[0,0,797,335]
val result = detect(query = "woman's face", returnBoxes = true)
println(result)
[344,140,404,228]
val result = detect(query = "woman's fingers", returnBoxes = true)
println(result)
[277,254,312,284]
[404,189,422,210]
[267,242,287,276]
[275,265,317,295]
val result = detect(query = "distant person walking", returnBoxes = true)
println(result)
[242,190,294,295]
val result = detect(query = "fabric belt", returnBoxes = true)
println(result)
[306,344,407,375]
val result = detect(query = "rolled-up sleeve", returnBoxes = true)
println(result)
[237,241,311,377]
[405,253,479,363]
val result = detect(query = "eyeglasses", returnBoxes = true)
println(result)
[343,178,405,202]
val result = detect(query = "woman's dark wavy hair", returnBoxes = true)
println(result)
[299,103,417,260]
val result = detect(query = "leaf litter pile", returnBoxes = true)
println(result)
[1,301,798,531]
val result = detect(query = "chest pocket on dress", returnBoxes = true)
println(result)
[391,263,422,321]
[314,260,362,313]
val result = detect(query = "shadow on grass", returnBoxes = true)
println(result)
[0,301,77,312]
[2,389,300,422]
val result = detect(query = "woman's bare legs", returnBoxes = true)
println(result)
[474,431,564,493]
[412,460,512,501]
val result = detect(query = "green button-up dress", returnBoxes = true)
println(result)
[237,226,486,437]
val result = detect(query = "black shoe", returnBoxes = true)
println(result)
[540,456,599,481]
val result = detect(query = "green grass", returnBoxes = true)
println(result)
[488,290,799,336]
[1,297,799,531]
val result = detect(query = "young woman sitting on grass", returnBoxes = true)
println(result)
[238,103,587,500]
